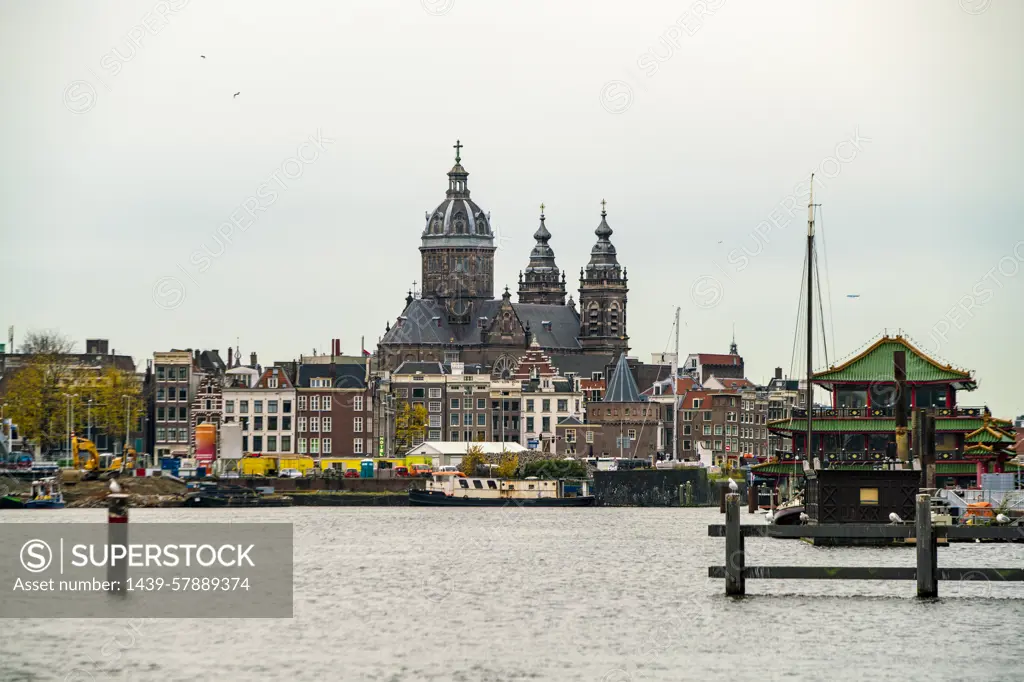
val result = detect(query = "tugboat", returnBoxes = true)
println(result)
[0,477,66,509]
[409,474,595,507]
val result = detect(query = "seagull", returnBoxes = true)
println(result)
[200,55,206,59]
[109,479,122,494]
[799,512,809,524]
[846,294,861,298]
[233,92,240,98]
[764,510,774,523]
[727,478,738,492]
[996,514,1010,525]
[889,512,903,524]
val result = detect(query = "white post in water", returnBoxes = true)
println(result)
[916,493,937,598]
[725,493,745,595]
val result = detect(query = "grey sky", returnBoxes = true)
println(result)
[1,0,1021,416]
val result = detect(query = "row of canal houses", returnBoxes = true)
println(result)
[754,334,1019,489]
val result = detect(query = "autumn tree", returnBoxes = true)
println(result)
[394,402,427,452]
[4,331,77,454]
[495,450,519,478]
[76,367,145,452]
[459,445,488,476]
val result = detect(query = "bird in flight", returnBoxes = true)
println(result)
[233,92,240,98]
[846,294,861,298]
[200,55,206,59]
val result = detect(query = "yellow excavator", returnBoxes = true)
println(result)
[110,446,137,473]
[71,435,101,474]
[70,436,137,480]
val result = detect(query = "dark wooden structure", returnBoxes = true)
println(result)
[709,493,1024,597]
[805,468,920,524]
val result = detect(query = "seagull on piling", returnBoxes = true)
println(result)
[109,479,122,494]
[889,512,903,524]
[728,478,738,492]
[799,512,809,524]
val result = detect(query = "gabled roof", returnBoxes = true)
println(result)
[393,361,447,376]
[253,366,294,389]
[704,375,754,390]
[813,335,974,388]
[380,298,581,350]
[297,363,367,389]
[696,353,742,366]
[603,353,647,403]
[965,423,1016,445]
[557,416,584,426]
[643,376,698,396]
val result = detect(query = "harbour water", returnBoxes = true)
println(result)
[2,507,1023,681]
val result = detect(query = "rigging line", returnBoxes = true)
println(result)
[814,240,829,369]
[818,204,837,364]
[789,243,809,382]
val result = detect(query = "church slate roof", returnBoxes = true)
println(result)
[297,363,367,388]
[550,354,615,377]
[381,298,581,350]
[604,353,647,403]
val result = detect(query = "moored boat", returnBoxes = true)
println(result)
[0,477,66,509]
[409,474,595,507]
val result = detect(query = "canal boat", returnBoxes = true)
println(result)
[409,474,595,507]
[769,494,804,526]
[0,477,66,509]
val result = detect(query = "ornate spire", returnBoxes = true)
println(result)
[518,204,565,305]
[446,139,470,199]
[585,199,620,275]
[730,324,738,355]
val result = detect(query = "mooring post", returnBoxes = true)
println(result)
[108,491,129,594]
[685,481,693,507]
[747,483,758,513]
[719,484,726,514]
[916,493,937,598]
[725,492,745,596]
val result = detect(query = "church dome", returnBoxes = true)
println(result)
[421,141,494,244]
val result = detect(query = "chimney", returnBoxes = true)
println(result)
[774,367,782,380]
[250,352,258,368]
[228,348,233,367]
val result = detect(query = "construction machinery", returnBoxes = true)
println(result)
[71,435,101,473]
[109,446,138,474]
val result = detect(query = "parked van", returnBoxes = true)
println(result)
[279,468,302,478]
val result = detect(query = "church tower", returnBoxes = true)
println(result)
[578,200,629,355]
[517,204,566,305]
[419,141,495,324]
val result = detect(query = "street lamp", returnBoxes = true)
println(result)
[64,393,77,459]
[121,395,131,472]
[87,398,93,443]
[1,402,7,421]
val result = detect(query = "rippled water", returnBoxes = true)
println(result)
[2,507,1023,681]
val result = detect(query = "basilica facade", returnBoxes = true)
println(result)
[377,142,630,376]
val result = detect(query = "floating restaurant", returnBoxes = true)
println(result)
[754,334,1020,491]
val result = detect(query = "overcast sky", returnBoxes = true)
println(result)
[1,0,1021,416]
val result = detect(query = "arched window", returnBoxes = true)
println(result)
[588,302,601,335]
[476,216,487,235]
[453,212,467,234]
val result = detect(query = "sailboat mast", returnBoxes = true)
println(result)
[805,174,815,464]
[673,306,680,461]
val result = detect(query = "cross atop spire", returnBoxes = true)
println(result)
[540,202,545,215]
[600,198,607,217]
[453,139,463,164]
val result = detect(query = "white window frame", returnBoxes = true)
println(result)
[297,416,307,433]
[354,417,363,433]
[322,417,332,432]
[298,438,307,454]
[353,439,364,454]
[322,438,332,454]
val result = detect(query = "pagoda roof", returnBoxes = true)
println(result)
[964,422,1017,445]
[767,417,987,433]
[812,335,974,389]
[752,462,979,476]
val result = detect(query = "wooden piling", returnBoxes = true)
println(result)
[894,350,909,463]
[719,484,726,514]
[924,409,937,490]
[916,493,937,598]
[725,493,745,595]
[747,484,757,513]
[108,492,129,594]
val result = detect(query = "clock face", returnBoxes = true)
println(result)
[447,297,470,317]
